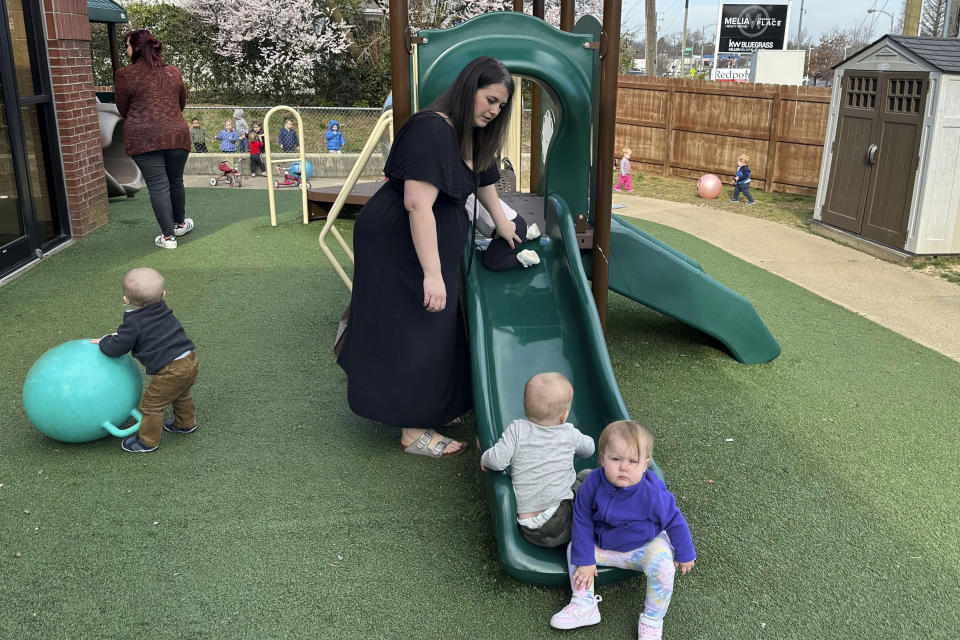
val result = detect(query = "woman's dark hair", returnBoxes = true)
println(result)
[125,29,164,68]
[425,56,515,172]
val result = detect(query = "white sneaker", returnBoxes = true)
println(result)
[173,218,194,237]
[516,249,540,268]
[639,621,663,639]
[525,222,541,241]
[155,234,177,249]
[550,595,602,630]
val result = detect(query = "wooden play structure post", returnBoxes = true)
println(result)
[592,0,622,331]
[529,0,545,194]
[389,0,412,132]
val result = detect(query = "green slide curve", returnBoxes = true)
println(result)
[583,215,781,365]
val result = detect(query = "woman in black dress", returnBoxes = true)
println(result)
[338,57,521,458]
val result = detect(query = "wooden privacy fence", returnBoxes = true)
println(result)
[615,76,832,195]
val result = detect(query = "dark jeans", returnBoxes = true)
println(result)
[483,214,529,271]
[519,468,591,548]
[133,149,189,237]
[250,154,267,175]
[732,182,754,203]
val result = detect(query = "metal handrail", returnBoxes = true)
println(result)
[263,105,309,225]
[318,109,394,291]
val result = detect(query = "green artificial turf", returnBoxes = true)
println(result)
[1,189,958,639]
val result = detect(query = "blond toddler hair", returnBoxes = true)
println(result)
[123,267,165,307]
[524,372,574,425]
[598,420,653,464]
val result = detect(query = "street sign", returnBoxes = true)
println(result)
[684,47,694,53]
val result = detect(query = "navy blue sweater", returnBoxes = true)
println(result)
[735,164,752,185]
[98,301,195,374]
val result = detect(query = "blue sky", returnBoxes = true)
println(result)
[619,0,903,42]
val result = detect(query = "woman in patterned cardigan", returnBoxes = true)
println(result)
[114,29,194,250]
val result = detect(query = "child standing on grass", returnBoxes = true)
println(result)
[550,420,695,640]
[248,132,266,177]
[615,147,632,192]
[92,267,199,454]
[729,153,756,204]
[481,373,595,548]
[190,118,207,153]
[278,118,299,152]
[216,119,239,152]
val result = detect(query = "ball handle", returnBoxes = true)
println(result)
[100,409,143,438]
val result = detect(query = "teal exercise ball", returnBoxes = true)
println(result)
[289,160,313,179]
[22,340,143,443]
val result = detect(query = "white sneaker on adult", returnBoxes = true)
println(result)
[155,234,177,249]
[549,595,602,630]
[173,218,194,237]
[516,249,540,268]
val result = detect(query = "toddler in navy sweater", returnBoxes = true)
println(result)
[550,420,696,640]
[93,267,199,453]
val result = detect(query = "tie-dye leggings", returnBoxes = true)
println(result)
[568,531,676,628]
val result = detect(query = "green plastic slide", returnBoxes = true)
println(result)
[464,195,664,586]
[583,215,781,365]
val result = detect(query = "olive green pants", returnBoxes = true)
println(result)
[139,351,199,447]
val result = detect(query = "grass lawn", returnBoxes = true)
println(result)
[1,188,958,639]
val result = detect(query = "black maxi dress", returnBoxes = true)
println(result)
[337,112,500,428]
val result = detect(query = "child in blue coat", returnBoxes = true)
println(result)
[278,118,299,153]
[325,119,344,153]
[550,420,696,640]
[215,119,239,152]
[729,153,756,204]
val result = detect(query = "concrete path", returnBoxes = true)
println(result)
[615,195,960,363]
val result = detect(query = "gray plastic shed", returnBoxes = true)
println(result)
[814,36,960,255]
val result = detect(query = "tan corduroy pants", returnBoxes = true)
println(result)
[138,351,199,447]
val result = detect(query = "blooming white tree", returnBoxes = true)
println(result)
[186,0,353,92]
[370,0,605,30]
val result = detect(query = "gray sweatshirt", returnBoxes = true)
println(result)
[481,418,595,513]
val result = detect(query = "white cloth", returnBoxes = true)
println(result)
[517,504,560,529]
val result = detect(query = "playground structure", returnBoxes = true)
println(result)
[319,1,781,586]
[96,98,142,198]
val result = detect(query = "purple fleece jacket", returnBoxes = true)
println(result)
[570,467,696,566]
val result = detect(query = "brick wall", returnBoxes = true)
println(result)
[43,0,109,237]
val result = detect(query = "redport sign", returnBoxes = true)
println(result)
[717,3,790,53]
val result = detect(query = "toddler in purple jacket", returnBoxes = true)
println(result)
[550,420,696,640]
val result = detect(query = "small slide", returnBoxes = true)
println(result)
[464,194,664,587]
[96,99,142,198]
[587,215,781,365]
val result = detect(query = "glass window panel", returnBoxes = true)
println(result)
[7,0,39,97]
[0,79,25,246]
[20,104,58,242]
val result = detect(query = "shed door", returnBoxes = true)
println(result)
[822,72,928,248]
[861,73,928,247]
[822,73,881,233]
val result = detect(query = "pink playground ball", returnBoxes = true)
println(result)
[697,173,723,199]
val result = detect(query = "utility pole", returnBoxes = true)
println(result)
[796,0,805,46]
[645,0,657,77]
[680,0,690,77]
[904,0,921,36]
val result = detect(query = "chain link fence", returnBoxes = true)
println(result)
[183,105,384,154]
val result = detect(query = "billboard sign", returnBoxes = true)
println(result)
[712,3,791,82]
[717,4,789,53]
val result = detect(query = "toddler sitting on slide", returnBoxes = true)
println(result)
[481,373,595,548]
[465,193,541,270]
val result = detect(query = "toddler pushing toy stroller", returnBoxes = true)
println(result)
[211,157,243,187]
